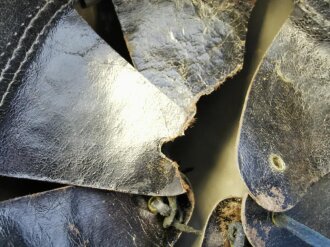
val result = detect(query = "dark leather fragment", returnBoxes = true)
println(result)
[0,186,193,246]
[202,197,247,247]
[241,173,330,247]
[112,0,255,111]
[0,0,188,196]
[0,0,65,85]
[238,0,330,211]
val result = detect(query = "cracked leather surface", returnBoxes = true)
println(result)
[242,173,330,247]
[238,0,330,211]
[0,186,193,246]
[112,0,254,111]
[202,198,243,247]
[0,0,190,196]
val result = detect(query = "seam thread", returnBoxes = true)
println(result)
[0,2,71,107]
[0,0,54,82]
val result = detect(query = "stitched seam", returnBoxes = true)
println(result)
[0,10,38,61]
[0,0,54,82]
[0,2,71,107]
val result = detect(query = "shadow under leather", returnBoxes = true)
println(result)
[163,71,251,246]
[164,0,280,245]
[76,0,133,64]
[0,176,62,202]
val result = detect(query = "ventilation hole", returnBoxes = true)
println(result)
[269,154,286,171]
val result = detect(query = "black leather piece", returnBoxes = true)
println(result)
[238,0,330,211]
[0,0,188,196]
[241,173,330,247]
[0,186,193,246]
[202,198,245,247]
[0,0,70,105]
[112,0,255,110]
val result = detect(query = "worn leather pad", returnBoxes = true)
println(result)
[0,0,191,196]
[241,173,330,247]
[238,0,330,211]
[0,186,193,246]
[112,0,255,110]
[202,197,245,247]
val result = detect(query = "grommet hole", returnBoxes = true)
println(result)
[269,154,286,171]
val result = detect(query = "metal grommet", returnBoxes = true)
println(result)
[269,154,286,171]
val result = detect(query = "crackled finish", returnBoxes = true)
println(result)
[238,0,330,211]
[202,198,244,247]
[112,0,254,110]
[0,187,193,246]
[241,173,330,247]
[0,0,189,196]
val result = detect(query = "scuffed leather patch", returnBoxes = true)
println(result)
[0,187,193,246]
[238,0,330,211]
[202,197,244,247]
[112,0,254,110]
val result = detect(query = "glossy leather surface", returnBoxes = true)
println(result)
[112,0,254,110]
[0,0,188,196]
[242,173,330,247]
[0,0,70,104]
[238,0,330,211]
[0,186,193,246]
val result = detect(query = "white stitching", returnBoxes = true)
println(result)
[0,2,71,107]
[0,0,53,82]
